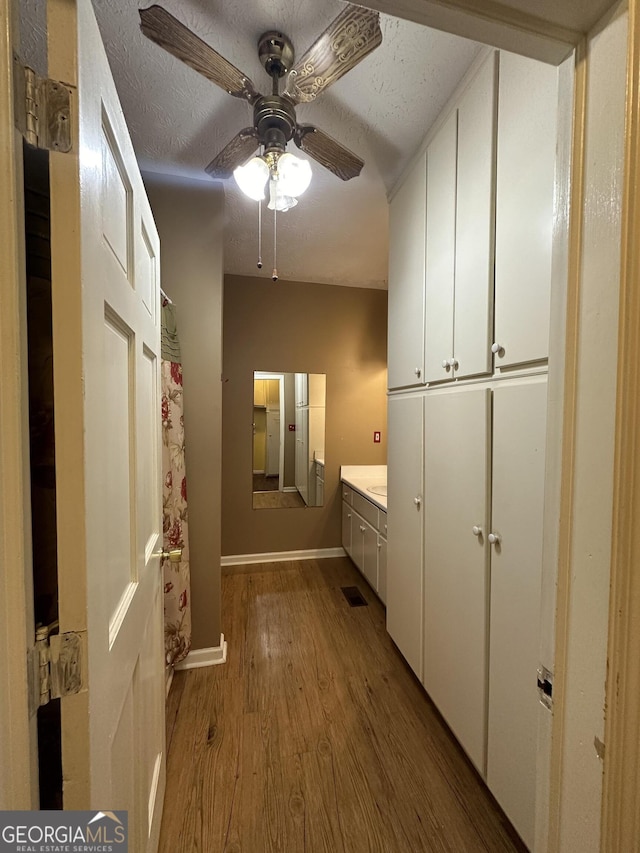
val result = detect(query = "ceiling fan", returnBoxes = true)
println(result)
[139,4,383,183]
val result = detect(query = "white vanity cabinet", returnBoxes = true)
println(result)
[387,153,426,390]
[341,482,387,603]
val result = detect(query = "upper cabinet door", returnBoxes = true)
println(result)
[388,154,426,390]
[494,53,558,369]
[453,53,498,380]
[424,110,458,383]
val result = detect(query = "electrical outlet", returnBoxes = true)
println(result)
[374,431,381,443]
[288,424,296,431]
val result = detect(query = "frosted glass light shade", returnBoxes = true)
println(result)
[233,156,270,200]
[267,176,298,212]
[278,152,312,197]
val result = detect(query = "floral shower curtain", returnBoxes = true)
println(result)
[161,297,191,667]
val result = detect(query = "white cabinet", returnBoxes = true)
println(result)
[386,394,424,680]
[424,110,457,383]
[425,54,497,383]
[341,484,386,601]
[341,489,353,556]
[388,153,426,390]
[424,387,491,773]
[494,52,558,368]
[488,380,547,849]
[453,53,497,381]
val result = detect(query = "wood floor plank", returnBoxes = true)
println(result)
[160,557,528,853]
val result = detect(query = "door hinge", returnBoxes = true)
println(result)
[13,56,73,152]
[537,665,553,710]
[28,621,84,713]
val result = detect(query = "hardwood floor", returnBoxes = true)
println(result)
[160,558,526,853]
[252,490,305,509]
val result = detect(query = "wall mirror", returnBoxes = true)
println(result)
[253,371,326,509]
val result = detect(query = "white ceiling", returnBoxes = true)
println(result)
[86,1,482,289]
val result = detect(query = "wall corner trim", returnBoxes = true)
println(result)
[174,634,228,670]
[221,547,346,566]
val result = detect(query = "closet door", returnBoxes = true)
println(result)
[488,379,548,849]
[388,155,426,390]
[494,52,558,369]
[386,393,424,679]
[424,387,491,773]
[453,53,497,380]
[424,110,458,383]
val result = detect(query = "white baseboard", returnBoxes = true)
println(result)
[221,547,346,566]
[174,634,228,670]
[282,486,297,493]
[253,469,265,475]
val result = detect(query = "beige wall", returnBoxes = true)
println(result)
[144,172,224,649]
[223,275,388,556]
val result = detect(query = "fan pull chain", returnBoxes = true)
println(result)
[257,199,263,269]
[272,206,278,282]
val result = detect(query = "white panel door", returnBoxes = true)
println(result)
[387,154,426,389]
[494,52,558,368]
[488,379,548,849]
[425,110,458,383]
[454,53,497,380]
[265,410,280,477]
[386,394,424,680]
[342,501,353,556]
[424,387,490,773]
[361,516,379,592]
[48,0,165,849]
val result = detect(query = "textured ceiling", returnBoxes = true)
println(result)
[24,1,482,288]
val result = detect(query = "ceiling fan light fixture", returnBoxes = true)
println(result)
[233,156,270,200]
[277,152,312,197]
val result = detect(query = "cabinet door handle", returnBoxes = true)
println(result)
[347,513,351,519]
[488,532,501,545]
[472,525,483,537]
[450,358,458,369]
[413,496,421,508]
[360,525,366,533]
[414,366,422,377]
[441,359,449,369]
[491,342,505,356]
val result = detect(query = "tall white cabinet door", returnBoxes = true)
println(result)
[488,379,548,849]
[425,110,458,383]
[388,155,426,389]
[494,53,558,368]
[453,53,497,380]
[387,394,424,679]
[424,387,491,773]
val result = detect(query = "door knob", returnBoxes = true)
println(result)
[156,548,182,563]
[472,525,482,537]
[488,533,501,546]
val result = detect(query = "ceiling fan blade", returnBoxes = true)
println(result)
[284,7,382,104]
[294,125,363,181]
[140,5,260,104]
[204,128,259,179]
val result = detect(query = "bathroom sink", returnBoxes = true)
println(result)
[367,484,387,497]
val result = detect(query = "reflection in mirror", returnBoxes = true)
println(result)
[253,371,326,509]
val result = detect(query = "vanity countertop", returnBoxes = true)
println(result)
[340,465,387,511]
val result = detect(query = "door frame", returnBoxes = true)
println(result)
[0,0,38,809]
[254,371,285,488]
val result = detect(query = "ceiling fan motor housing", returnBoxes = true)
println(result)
[254,94,297,154]
[258,31,294,77]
